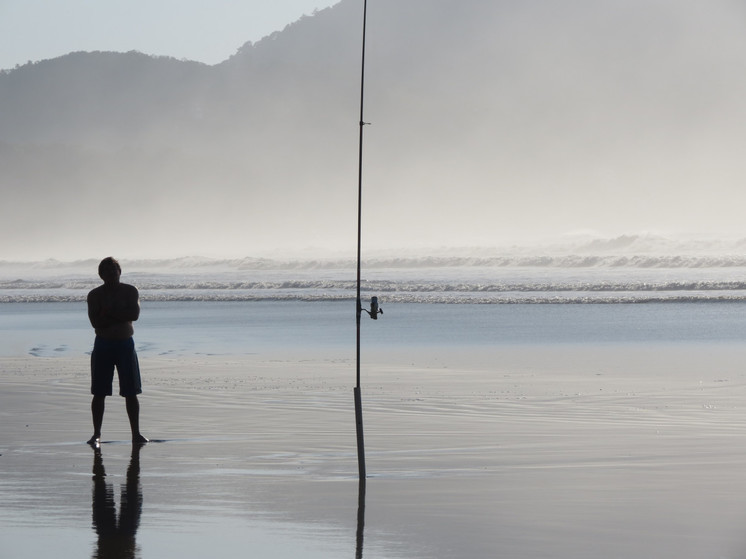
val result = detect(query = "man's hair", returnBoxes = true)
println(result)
[98,257,121,276]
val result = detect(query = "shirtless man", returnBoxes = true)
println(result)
[87,257,148,445]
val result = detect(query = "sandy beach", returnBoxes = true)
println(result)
[4,343,746,558]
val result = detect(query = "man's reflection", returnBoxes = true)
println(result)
[91,444,143,559]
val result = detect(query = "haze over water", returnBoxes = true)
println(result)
[1,0,746,261]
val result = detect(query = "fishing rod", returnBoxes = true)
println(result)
[354,0,382,486]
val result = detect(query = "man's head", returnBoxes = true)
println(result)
[98,257,122,284]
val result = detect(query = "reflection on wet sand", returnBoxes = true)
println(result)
[356,479,365,559]
[91,444,143,559]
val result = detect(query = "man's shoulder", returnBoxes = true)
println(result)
[87,283,139,298]
[87,285,104,299]
[121,283,139,299]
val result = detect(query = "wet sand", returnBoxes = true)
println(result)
[3,345,746,558]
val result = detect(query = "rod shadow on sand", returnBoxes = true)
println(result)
[91,444,143,559]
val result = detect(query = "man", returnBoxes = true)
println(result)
[87,257,148,445]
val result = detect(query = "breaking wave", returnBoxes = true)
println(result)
[4,243,746,303]
[3,277,746,304]
[5,250,746,272]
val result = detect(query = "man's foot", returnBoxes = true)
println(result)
[132,434,149,445]
[87,436,101,448]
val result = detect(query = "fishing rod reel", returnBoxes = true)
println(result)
[361,296,383,320]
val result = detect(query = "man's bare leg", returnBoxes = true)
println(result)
[126,395,149,444]
[88,395,106,445]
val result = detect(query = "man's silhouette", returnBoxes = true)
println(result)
[87,257,148,445]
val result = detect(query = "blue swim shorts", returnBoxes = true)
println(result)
[90,337,142,397]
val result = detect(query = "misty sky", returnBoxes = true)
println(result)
[3,1,746,260]
[0,0,340,71]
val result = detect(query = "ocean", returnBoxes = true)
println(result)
[3,244,746,357]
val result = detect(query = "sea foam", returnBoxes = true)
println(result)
[3,245,746,304]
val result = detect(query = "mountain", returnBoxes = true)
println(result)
[2,0,746,260]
